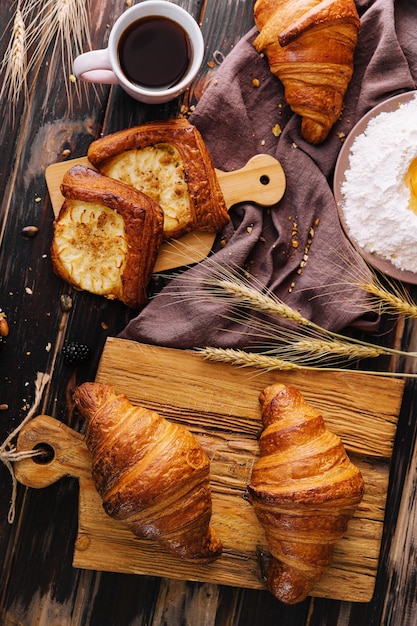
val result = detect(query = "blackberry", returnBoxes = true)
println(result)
[62,341,91,366]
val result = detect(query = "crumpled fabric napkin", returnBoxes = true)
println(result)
[120,0,417,349]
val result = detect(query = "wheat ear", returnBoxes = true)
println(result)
[221,310,386,365]
[197,347,417,379]
[50,0,92,101]
[361,280,417,319]
[290,339,385,360]
[217,280,308,325]
[0,1,27,110]
[196,348,299,370]
[216,278,417,360]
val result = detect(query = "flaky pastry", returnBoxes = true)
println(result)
[87,119,229,240]
[246,383,364,604]
[253,0,360,144]
[74,381,223,563]
[51,165,164,308]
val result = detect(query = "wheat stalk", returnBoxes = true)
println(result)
[0,1,28,112]
[159,251,417,364]
[306,245,417,320]
[216,280,308,325]
[197,347,417,379]
[290,338,384,360]
[219,310,385,366]
[34,0,92,103]
[360,279,417,319]
[215,275,417,361]
[197,347,299,370]
[0,0,92,114]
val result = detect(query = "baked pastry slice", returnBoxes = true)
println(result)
[253,0,360,144]
[246,383,364,604]
[51,164,164,308]
[74,381,223,563]
[87,119,230,240]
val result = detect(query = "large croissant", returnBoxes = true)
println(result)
[246,383,364,604]
[74,382,222,563]
[253,0,360,144]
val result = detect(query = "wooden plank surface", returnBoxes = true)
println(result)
[14,338,404,604]
[2,0,417,625]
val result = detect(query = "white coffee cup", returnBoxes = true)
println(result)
[73,1,204,104]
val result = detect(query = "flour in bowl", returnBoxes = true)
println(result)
[340,94,417,274]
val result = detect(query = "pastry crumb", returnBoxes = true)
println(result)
[272,124,281,137]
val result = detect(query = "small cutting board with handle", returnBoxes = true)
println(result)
[14,338,405,603]
[45,154,286,272]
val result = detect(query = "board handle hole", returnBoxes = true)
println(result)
[32,442,55,465]
[260,175,270,186]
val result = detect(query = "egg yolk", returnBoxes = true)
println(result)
[405,157,417,214]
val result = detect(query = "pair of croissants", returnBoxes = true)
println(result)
[253,0,361,144]
[74,380,364,605]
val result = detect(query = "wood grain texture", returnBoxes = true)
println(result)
[14,338,404,604]
[2,0,417,624]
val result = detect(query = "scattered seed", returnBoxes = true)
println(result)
[0,313,9,337]
[21,225,39,238]
[272,124,282,137]
[60,294,73,312]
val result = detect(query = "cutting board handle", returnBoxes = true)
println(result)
[215,154,286,208]
[14,415,90,488]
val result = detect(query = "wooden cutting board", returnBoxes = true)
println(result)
[14,338,405,603]
[45,154,286,272]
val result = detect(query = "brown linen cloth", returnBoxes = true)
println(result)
[120,0,417,349]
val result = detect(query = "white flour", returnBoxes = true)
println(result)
[340,94,417,273]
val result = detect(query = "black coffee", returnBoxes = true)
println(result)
[118,16,192,89]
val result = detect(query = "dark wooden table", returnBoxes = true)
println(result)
[1,1,417,624]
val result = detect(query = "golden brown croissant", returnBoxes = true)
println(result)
[51,165,164,308]
[73,382,222,563]
[253,0,360,144]
[87,119,230,240]
[245,383,364,604]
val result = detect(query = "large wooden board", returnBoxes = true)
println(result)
[14,338,405,603]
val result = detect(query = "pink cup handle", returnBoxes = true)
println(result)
[73,49,119,85]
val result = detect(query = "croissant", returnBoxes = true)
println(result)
[73,382,222,563]
[245,383,364,604]
[253,0,360,144]
[87,119,230,240]
[51,165,164,308]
